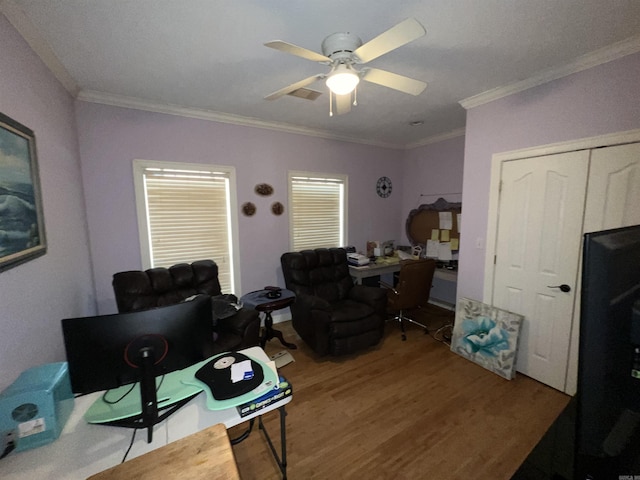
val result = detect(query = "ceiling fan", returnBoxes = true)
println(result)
[264,18,427,116]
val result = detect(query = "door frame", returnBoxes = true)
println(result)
[483,128,640,394]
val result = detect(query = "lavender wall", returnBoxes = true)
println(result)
[401,136,465,306]
[0,12,466,390]
[458,52,640,302]
[401,135,465,243]
[0,17,94,390]
[75,102,407,314]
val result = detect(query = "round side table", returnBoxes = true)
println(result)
[240,289,297,350]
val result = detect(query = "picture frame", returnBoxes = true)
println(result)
[0,112,47,272]
[450,297,523,380]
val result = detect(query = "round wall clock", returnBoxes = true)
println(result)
[376,176,392,198]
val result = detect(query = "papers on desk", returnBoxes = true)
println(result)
[375,256,399,265]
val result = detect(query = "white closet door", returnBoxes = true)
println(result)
[564,142,640,394]
[584,143,640,232]
[492,151,589,391]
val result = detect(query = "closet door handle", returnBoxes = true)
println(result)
[547,284,571,293]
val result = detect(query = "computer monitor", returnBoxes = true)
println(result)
[61,295,215,442]
[577,225,640,476]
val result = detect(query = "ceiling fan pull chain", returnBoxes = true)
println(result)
[329,91,333,117]
[353,87,358,106]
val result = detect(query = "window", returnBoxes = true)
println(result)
[288,171,347,251]
[133,160,239,293]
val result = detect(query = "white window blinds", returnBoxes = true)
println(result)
[289,172,347,251]
[134,162,235,293]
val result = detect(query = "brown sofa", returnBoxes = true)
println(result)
[112,260,260,354]
[280,248,387,356]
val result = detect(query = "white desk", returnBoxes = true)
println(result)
[349,263,458,308]
[1,347,291,480]
[349,263,457,283]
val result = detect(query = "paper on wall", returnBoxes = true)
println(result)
[438,242,452,261]
[426,239,439,258]
[439,211,453,230]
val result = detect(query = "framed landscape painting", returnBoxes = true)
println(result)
[0,112,46,272]
[450,297,523,380]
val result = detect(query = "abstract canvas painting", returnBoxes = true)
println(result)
[450,297,523,380]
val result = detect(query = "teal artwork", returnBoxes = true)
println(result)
[450,297,523,380]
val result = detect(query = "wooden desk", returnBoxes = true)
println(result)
[88,423,239,480]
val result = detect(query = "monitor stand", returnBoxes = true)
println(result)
[88,341,202,443]
[102,392,197,443]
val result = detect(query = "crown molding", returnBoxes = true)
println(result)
[77,90,409,150]
[1,0,79,95]
[460,33,640,110]
[405,127,466,149]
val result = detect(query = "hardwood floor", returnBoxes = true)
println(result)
[229,309,570,479]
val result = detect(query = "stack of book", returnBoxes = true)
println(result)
[236,376,292,418]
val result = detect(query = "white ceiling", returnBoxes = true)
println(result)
[4,0,640,148]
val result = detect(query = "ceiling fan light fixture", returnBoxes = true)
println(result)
[326,64,360,95]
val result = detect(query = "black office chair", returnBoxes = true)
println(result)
[380,258,436,340]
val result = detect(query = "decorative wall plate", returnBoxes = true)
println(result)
[242,202,256,216]
[271,201,284,216]
[376,176,392,198]
[254,183,274,196]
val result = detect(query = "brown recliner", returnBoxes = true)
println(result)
[381,258,436,340]
[112,260,260,354]
[280,248,387,356]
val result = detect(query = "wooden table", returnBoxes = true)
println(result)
[241,289,297,349]
[88,423,239,480]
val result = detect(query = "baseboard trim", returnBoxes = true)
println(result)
[428,299,456,311]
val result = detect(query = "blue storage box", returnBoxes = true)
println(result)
[0,362,74,452]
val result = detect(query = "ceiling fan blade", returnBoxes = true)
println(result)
[362,68,427,96]
[264,40,331,63]
[335,93,352,115]
[264,75,324,100]
[353,18,426,64]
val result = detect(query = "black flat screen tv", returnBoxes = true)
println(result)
[577,225,640,477]
[61,295,215,442]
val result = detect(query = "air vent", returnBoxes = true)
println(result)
[12,403,38,422]
[287,88,322,101]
